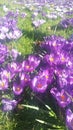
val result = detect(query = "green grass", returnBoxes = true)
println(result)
[0,0,73,130]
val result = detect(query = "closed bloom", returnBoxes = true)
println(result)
[0,44,8,64]
[11,49,21,60]
[0,79,8,90]
[2,98,17,112]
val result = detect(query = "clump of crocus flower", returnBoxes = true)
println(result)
[59,18,73,28]
[0,35,73,130]
[0,11,22,43]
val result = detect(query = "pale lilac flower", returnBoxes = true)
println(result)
[11,49,21,60]
[0,79,8,90]
[32,19,46,27]
[2,98,17,112]
[3,5,9,12]
[1,70,11,81]
[0,26,9,33]
[0,32,6,40]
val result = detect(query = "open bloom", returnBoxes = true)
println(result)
[38,69,53,84]
[31,75,48,93]
[13,82,24,95]
[22,55,40,72]
[20,72,30,87]
[50,88,71,108]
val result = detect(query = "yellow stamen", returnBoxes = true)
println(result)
[16,87,21,91]
[53,42,56,47]
[26,65,30,69]
[49,57,54,62]
[61,57,65,62]
[45,75,49,79]
[1,82,4,87]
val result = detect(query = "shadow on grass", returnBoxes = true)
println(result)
[22,29,47,41]
[12,89,65,130]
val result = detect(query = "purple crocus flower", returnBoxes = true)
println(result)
[55,51,69,65]
[59,19,70,28]
[38,69,53,84]
[12,29,22,39]
[22,55,40,72]
[8,62,22,78]
[50,88,71,108]
[0,32,6,40]
[0,79,8,90]
[1,69,11,81]
[20,12,27,18]
[0,26,9,33]
[20,72,30,86]
[32,19,46,27]
[11,49,21,60]
[46,13,57,19]
[0,12,22,42]
[13,82,24,95]
[67,74,73,85]
[66,109,73,130]
[0,54,6,64]
[44,54,56,66]
[2,98,17,112]
[57,70,69,88]
[40,35,66,55]
[0,44,8,54]
[59,18,73,29]
[31,74,48,93]
[0,44,8,64]
[6,29,22,40]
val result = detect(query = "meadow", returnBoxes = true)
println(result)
[0,0,73,130]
